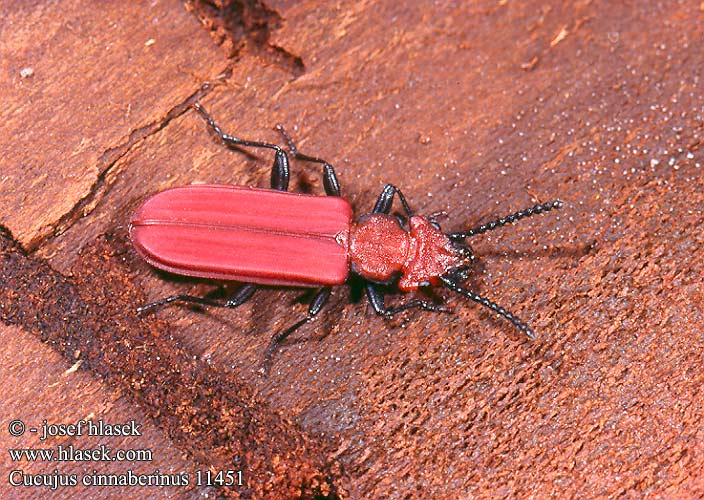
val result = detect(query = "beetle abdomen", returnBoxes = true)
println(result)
[130,185,352,286]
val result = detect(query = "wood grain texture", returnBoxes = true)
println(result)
[0,0,227,250]
[1,0,703,499]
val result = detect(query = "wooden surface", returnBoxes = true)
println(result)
[1,1,703,499]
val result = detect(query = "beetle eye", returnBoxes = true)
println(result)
[419,280,432,287]
[429,221,441,230]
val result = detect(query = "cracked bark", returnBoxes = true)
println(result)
[45,81,226,250]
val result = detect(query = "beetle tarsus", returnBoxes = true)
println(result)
[275,124,342,197]
[275,123,299,156]
[439,276,535,339]
[262,317,308,372]
[138,294,220,314]
[261,287,332,371]
[137,284,256,315]
[194,103,291,191]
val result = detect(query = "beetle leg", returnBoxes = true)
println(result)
[269,151,291,191]
[137,283,256,314]
[275,124,341,197]
[193,103,291,191]
[449,200,563,241]
[365,283,447,318]
[263,287,332,367]
[224,283,257,307]
[439,276,535,339]
[372,184,413,218]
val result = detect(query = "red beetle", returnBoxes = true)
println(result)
[130,104,562,363]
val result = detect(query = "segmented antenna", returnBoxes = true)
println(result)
[450,200,562,240]
[439,276,535,339]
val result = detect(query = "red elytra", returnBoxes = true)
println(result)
[130,185,352,287]
[130,103,563,365]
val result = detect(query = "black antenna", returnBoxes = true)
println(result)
[450,200,562,240]
[443,199,564,339]
[439,276,535,339]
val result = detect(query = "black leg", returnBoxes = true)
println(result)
[262,287,332,367]
[365,283,447,318]
[275,124,341,196]
[449,200,563,240]
[439,276,535,339]
[372,184,413,217]
[137,283,256,314]
[194,103,290,191]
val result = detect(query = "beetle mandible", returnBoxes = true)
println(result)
[130,103,562,364]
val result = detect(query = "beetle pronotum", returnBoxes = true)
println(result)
[130,104,562,365]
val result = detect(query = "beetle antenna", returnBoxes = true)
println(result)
[449,200,562,241]
[439,276,535,339]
